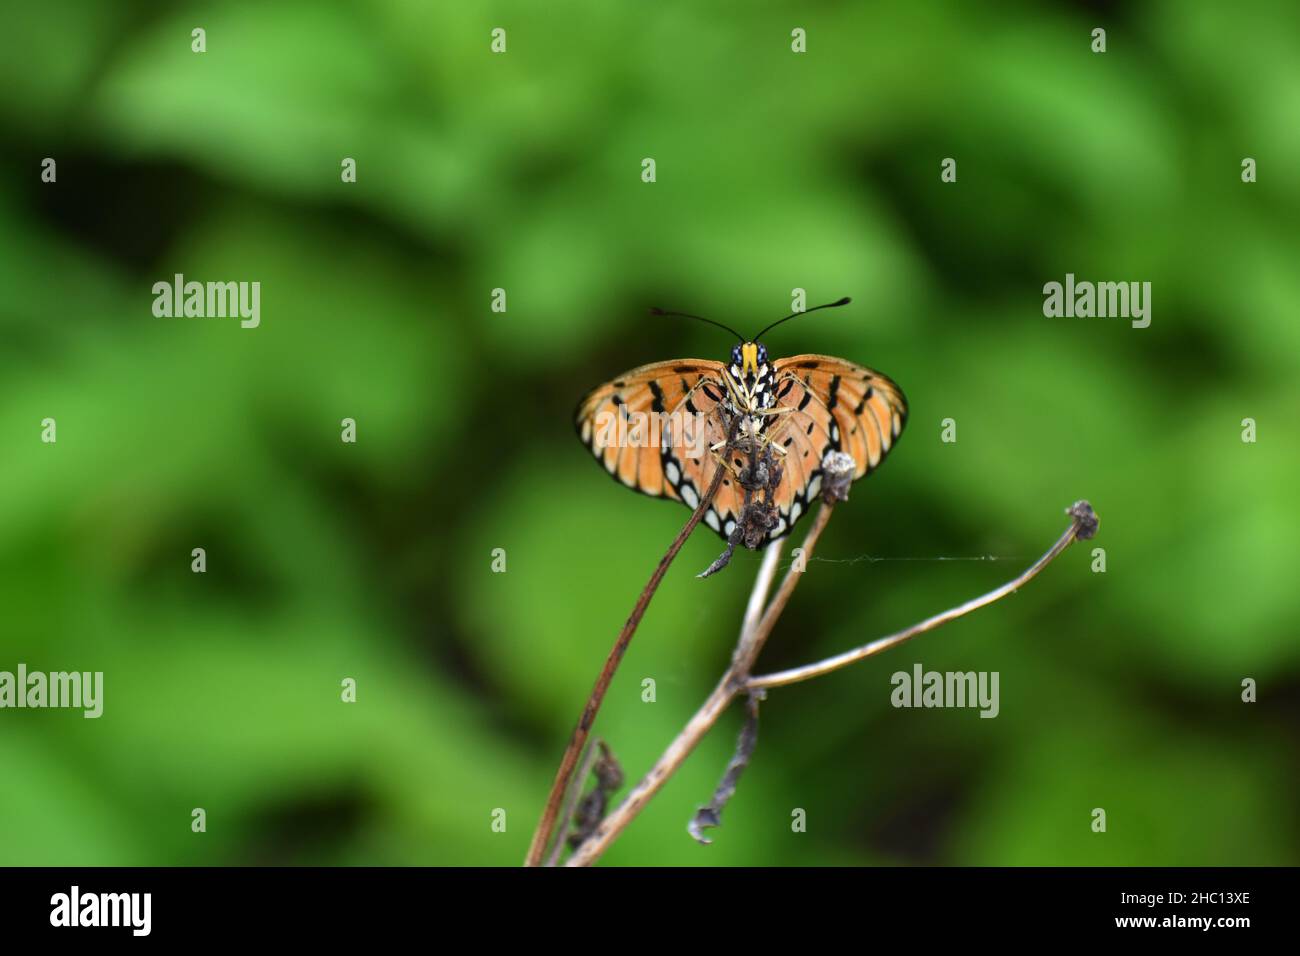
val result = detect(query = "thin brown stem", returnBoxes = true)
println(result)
[524,459,728,867]
[732,502,833,675]
[566,500,837,867]
[542,739,601,867]
[740,539,784,644]
[747,513,1084,690]
[565,673,735,867]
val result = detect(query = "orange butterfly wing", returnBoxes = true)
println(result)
[751,355,907,538]
[770,354,908,479]
[574,359,750,537]
[575,353,907,543]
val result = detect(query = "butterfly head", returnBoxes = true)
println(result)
[730,341,768,379]
[652,296,851,413]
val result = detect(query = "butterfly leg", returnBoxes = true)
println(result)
[708,446,746,479]
[751,406,796,457]
[756,405,797,422]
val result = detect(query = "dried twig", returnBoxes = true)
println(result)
[732,502,834,675]
[541,739,602,868]
[687,692,764,844]
[740,538,784,643]
[565,459,850,867]
[748,501,1098,690]
[523,455,730,867]
[567,742,625,848]
[565,496,1098,866]
[699,430,784,578]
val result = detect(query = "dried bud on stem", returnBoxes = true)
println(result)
[820,450,856,503]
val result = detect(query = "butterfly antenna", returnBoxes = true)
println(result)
[751,296,852,341]
[650,307,745,342]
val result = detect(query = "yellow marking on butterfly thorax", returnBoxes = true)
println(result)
[740,342,759,376]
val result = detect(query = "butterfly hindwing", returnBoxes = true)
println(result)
[743,380,836,539]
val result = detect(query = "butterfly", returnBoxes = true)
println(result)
[574,298,908,544]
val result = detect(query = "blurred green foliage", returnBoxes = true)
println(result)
[1,0,1298,866]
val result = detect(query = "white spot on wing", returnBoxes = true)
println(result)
[681,484,699,508]
[665,460,681,485]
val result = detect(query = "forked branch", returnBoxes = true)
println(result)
[523,458,730,867]
[748,501,1096,690]
[564,498,1098,866]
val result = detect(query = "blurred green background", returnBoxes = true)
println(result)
[1,0,1297,866]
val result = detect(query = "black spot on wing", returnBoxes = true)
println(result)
[854,386,874,415]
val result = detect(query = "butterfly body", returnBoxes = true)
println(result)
[723,342,779,443]
[575,305,907,545]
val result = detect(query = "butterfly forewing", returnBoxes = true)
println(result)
[771,355,907,479]
[575,359,739,517]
